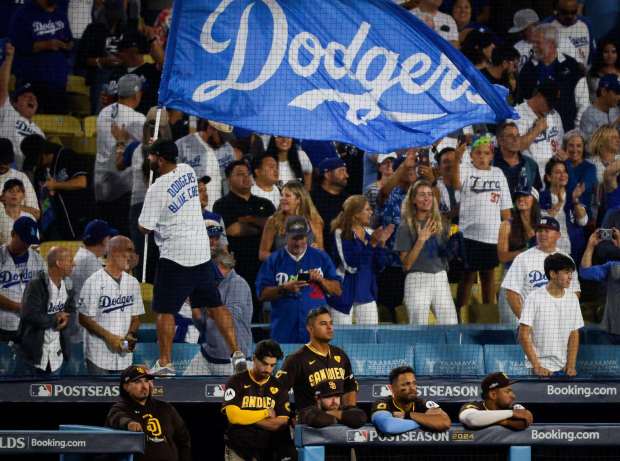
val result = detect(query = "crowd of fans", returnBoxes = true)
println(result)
[0,0,617,381]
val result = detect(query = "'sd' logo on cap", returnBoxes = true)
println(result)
[136,367,145,374]
[328,381,336,390]
[334,355,341,363]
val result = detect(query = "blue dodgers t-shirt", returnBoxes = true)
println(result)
[255,246,341,343]
[9,1,72,88]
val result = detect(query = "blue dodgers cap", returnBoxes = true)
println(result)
[598,74,620,94]
[83,219,118,245]
[536,216,560,233]
[318,157,346,175]
[205,218,224,238]
[11,83,35,101]
[13,216,39,245]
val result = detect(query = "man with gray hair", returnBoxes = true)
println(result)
[16,246,75,376]
[79,236,144,375]
[517,23,586,131]
[95,73,146,235]
[186,247,252,375]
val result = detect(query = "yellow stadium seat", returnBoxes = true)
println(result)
[70,136,97,156]
[38,241,82,261]
[33,115,83,137]
[66,75,89,96]
[141,283,156,322]
[83,116,97,138]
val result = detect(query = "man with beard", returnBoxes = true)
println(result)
[298,379,366,428]
[459,372,533,430]
[481,44,520,104]
[371,366,451,434]
[138,140,243,376]
[106,365,191,461]
[222,340,294,461]
[311,157,350,254]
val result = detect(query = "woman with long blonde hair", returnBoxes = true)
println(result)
[394,180,457,325]
[259,180,323,261]
[328,195,393,324]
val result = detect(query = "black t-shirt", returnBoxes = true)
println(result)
[371,396,432,418]
[310,186,349,253]
[222,370,290,452]
[213,192,275,284]
[279,344,358,411]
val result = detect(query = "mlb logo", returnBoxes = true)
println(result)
[31,384,53,397]
[205,384,225,398]
[346,430,369,443]
[372,384,391,397]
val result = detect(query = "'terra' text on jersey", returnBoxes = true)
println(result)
[138,163,210,267]
[278,344,357,411]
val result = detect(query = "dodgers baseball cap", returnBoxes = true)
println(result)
[83,219,118,245]
[377,152,398,164]
[481,372,517,396]
[598,74,620,94]
[318,157,346,176]
[117,74,143,98]
[117,32,145,51]
[148,139,178,161]
[205,219,224,237]
[536,216,560,232]
[514,186,539,202]
[13,216,39,245]
[0,138,15,165]
[121,365,154,384]
[315,380,343,398]
[285,216,310,238]
[508,9,539,33]
[11,82,35,101]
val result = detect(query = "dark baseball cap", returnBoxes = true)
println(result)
[598,74,620,94]
[481,372,517,396]
[11,83,35,101]
[148,139,178,162]
[536,216,560,232]
[0,138,15,165]
[198,175,212,185]
[314,380,343,398]
[121,365,154,384]
[13,216,39,245]
[514,186,539,201]
[285,216,310,238]
[205,218,224,237]
[535,79,560,110]
[318,157,346,175]
[83,219,118,245]
[117,33,145,51]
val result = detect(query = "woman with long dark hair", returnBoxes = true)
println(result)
[266,136,313,191]
[587,39,620,101]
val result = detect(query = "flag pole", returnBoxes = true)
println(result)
[142,106,163,283]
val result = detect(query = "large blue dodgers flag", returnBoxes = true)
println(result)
[159,0,518,152]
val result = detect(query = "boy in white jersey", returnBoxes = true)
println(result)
[0,217,46,341]
[138,140,241,376]
[519,253,583,377]
[501,216,580,326]
[79,236,144,375]
[454,134,512,310]
[16,247,74,376]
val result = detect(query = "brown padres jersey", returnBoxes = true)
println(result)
[371,396,437,418]
[278,344,358,410]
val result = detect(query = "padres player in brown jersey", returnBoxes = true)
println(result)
[221,340,294,461]
[371,366,451,434]
[459,372,533,430]
[278,307,358,411]
[298,379,367,428]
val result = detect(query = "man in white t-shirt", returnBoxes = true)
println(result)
[79,236,144,375]
[0,216,46,341]
[0,42,44,170]
[138,140,242,376]
[0,138,40,220]
[176,119,242,203]
[519,252,583,376]
[251,153,281,209]
[512,81,564,179]
[501,216,580,326]
[95,74,146,235]
[509,9,540,71]
[16,246,74,376]
[546,0,593,68]
[410,0,459,47]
